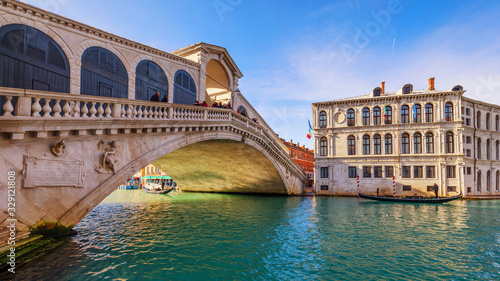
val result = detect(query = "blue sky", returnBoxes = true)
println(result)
[24,0,500,148]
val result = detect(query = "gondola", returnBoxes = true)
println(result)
[357,192,462,203]
[143,183,174,194]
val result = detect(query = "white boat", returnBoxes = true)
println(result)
[143,182,173,194]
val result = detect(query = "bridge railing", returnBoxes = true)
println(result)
[0,88,232,121]
[0,88,305,181]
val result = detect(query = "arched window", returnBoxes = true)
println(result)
[414,104,421,123]
[237,105,247,117]
[348,135,356,155]
[486,171,491,192]
[362,108,370,126]
[477,111,481,128]
[374,134,381,154]
[477,170,482,192]
[496,140,499,160]
[319,111,327,128]
[401,105,409,124]
[425,132,434,153]
[486,113,491,130]
[135,60,168,101]
[496,115,499,131]
[363,135,370,155]
[320,137,328,156]
[384,106,392,124]
[414,133,422,154]
[373,107,381,125]
[347,109,355,126]
[385,134,392,154]
[496,171,500,191]
[0,24,70,114]
[452,85,463,91]
[401,133,410,154]
[403,85,412,94]
[445,131,454,153]
[445,102,453,121]
[477,138,482,159]
[486,139,491,160]
[425,104,433,122]
[81,46,128,98]
[174,70,196,105]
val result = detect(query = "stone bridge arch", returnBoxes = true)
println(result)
[0,90,306,236]
[58,130,292,230]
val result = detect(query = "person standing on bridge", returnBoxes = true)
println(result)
[161,94,168,102]
[150,92,160,102]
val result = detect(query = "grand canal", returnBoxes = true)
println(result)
[4,190,500,280]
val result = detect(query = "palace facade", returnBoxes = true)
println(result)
[312,78,500,198]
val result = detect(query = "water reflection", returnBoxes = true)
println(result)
[2,191,499,281]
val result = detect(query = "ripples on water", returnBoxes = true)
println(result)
[4,191,500,281]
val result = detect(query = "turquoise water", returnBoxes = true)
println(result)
[4,190,500,280]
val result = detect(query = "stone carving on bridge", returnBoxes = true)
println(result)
[96,140,120,174]
[51,139,67,156]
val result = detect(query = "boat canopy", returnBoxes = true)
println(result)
[141,176,172,180]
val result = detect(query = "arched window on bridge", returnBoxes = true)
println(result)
[0,24,70,114]
[135,60,168,101]
[173,70,196,105]
[81,46,128,98]
[237,105,248,117]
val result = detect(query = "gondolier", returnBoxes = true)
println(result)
[433,183,439,198]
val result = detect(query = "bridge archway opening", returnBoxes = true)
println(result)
[205,59,231,106]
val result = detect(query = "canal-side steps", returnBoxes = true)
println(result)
[0,227,66,270]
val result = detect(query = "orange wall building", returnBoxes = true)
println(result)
[280,138,315,186]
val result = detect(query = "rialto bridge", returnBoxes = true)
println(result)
[0,0,306,236]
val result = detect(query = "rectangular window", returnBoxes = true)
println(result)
[446,166,456,178]
[348,166,357,178]
[403,185,412,191]
[447,186,457,192]
[402,166,411,178]
[385,166,394,178]
[414,166,423,178]
[466,108,470,116]
[426,166,435,178]
[320,185,328,190]
[374,166,383,178]
[467,167,471,175]
[466,118,471,126]
[320,167,328,178]
[363,166,371,178]
[466,136,471,143]
[466,149,471,157]
[467,187,471,193]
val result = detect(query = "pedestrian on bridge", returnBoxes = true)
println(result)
[150,92,160,102]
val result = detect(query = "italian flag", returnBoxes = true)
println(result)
[307,120,313,139]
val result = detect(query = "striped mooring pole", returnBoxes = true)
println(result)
[392,175,396,198]
[357,174,360,198]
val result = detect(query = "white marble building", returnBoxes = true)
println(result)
[312,78,500,198]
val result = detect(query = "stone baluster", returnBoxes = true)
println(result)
[31,97,42,117]
[97,103,104,117]
[127,105,133,118]
[121,104,126,117]
[2,96,14,116]
[137,106,143,119]
[62,100,71,117]
[132,105,137,118]
[89,102,97,117]
[42,98,52,117]
[105,103,112,117]
[53,99,62,117]
[158,107,164,118]
[81,102,89,118]
[73,100,81,117]
[147,106,153,118]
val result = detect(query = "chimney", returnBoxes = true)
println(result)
[381,81,385,94]
[428,77,435,90]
